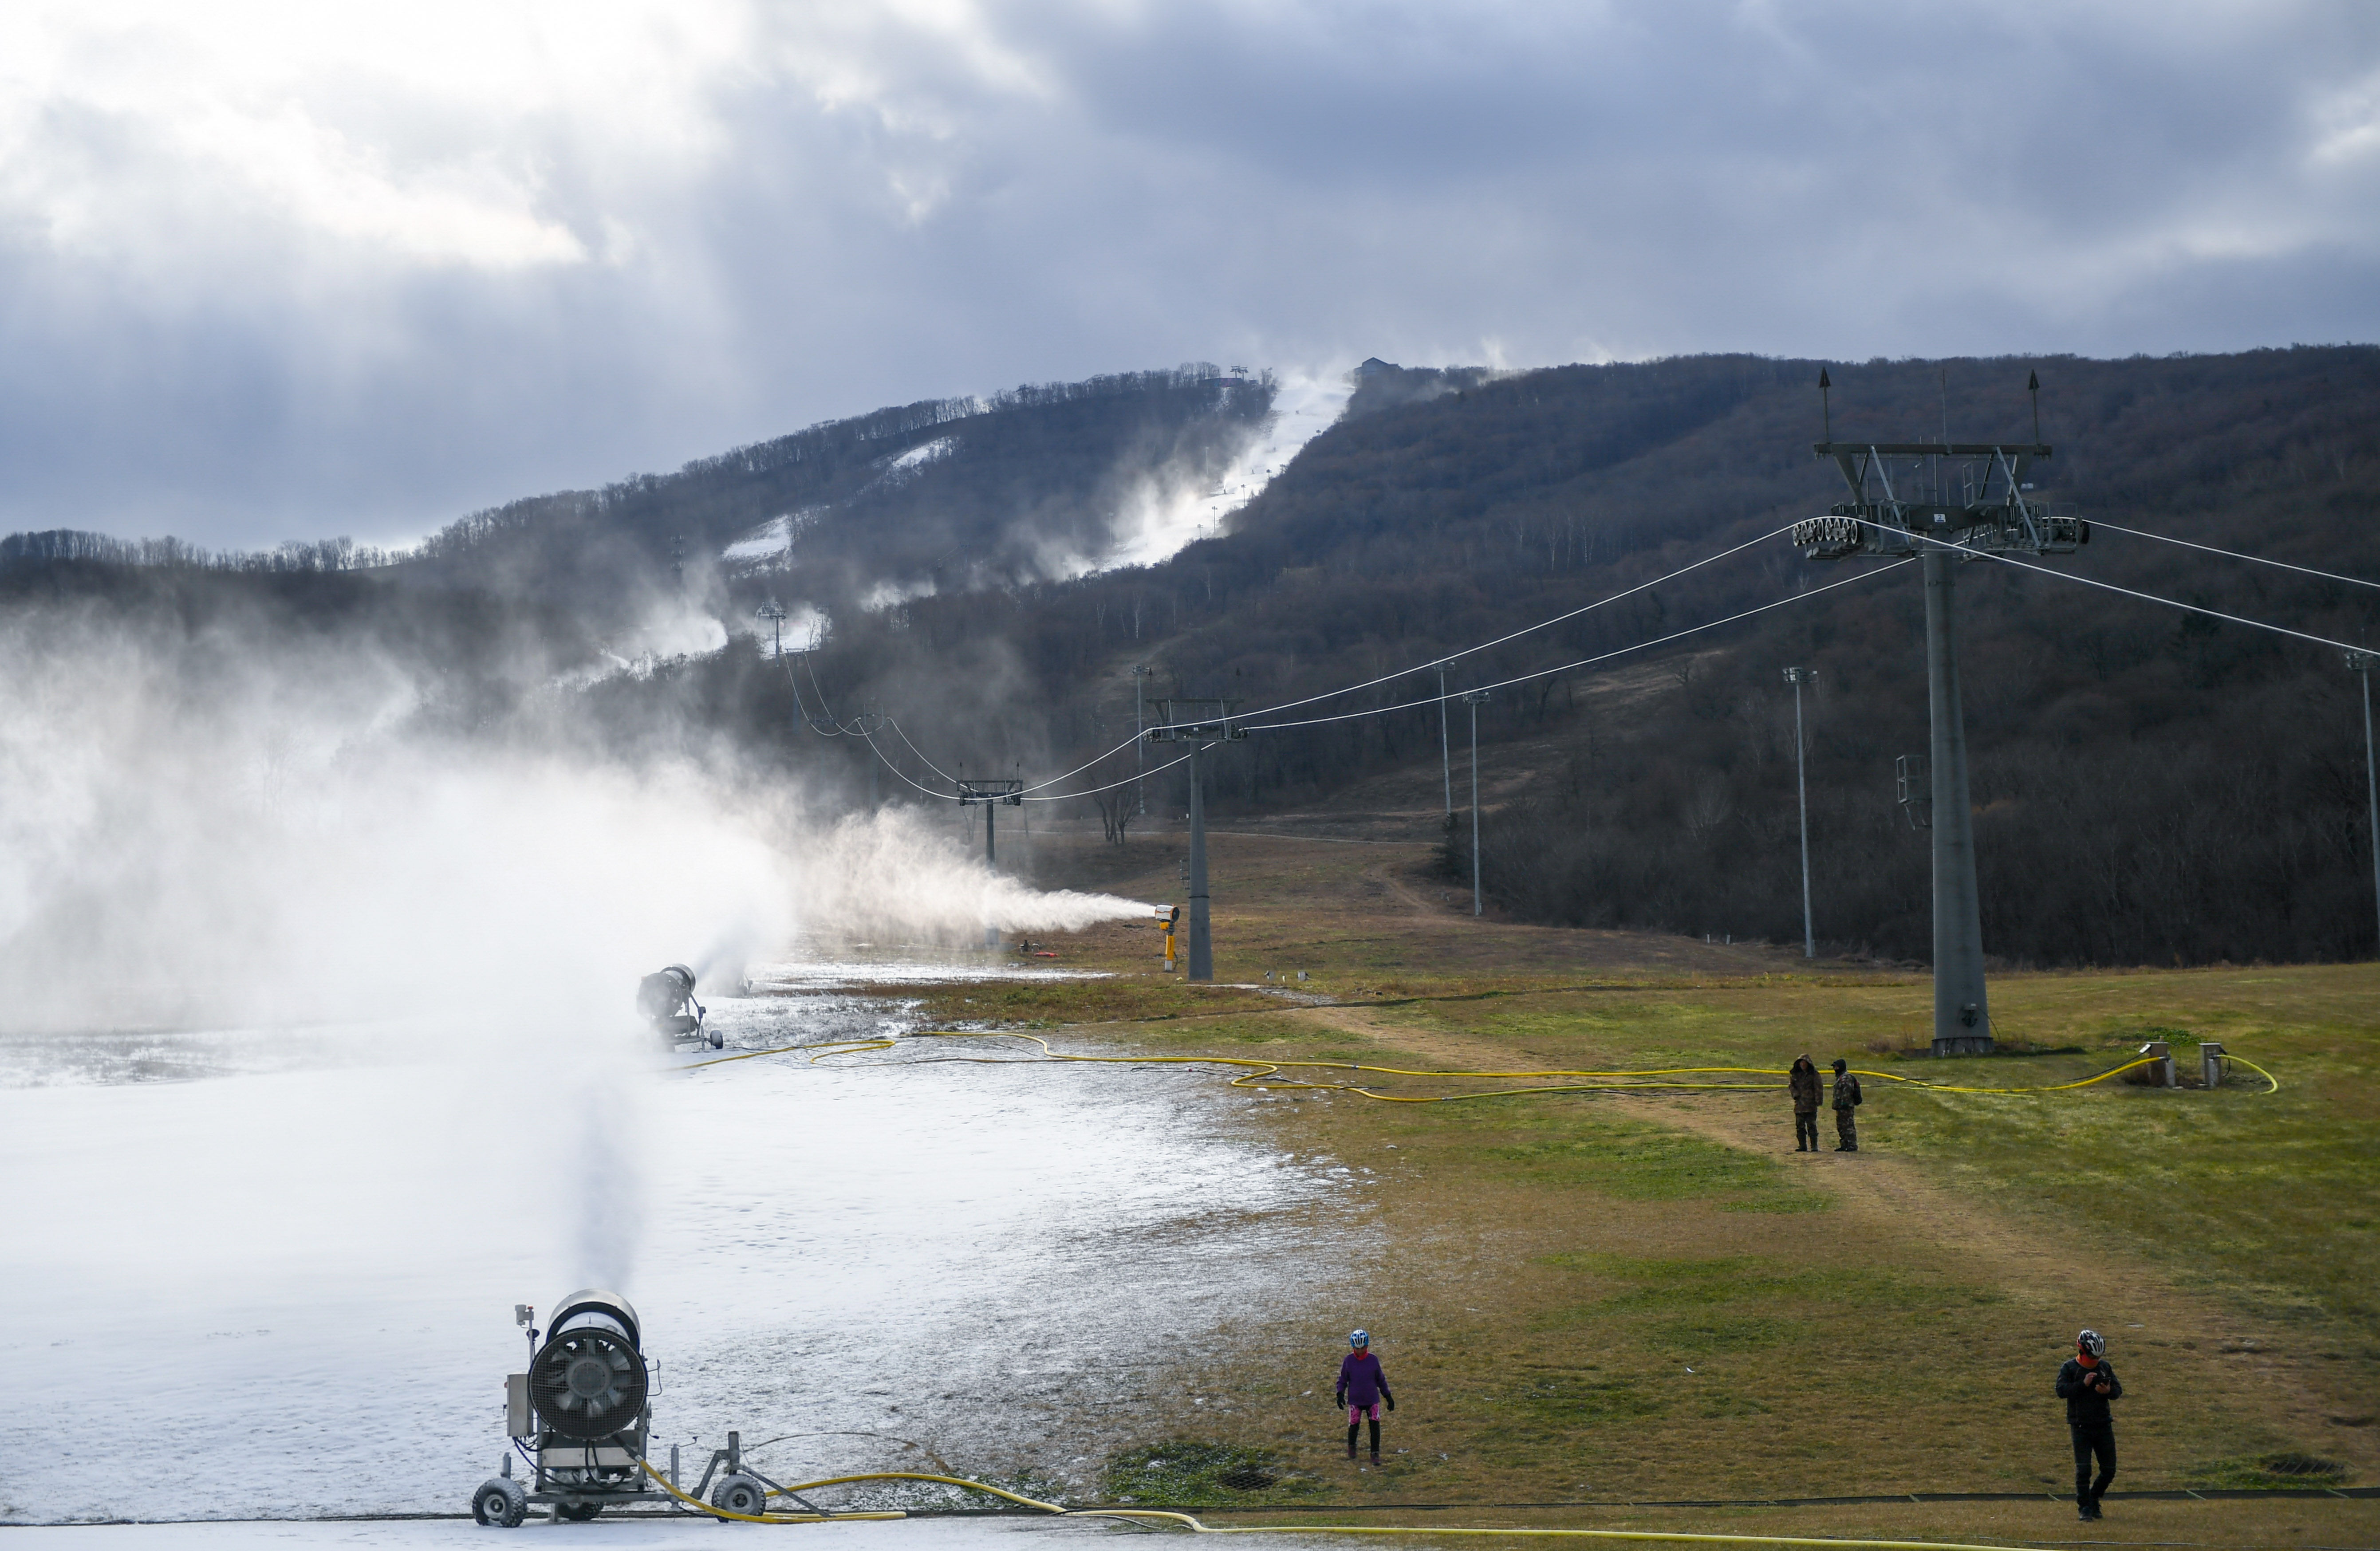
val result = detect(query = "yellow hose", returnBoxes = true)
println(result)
[2222,1054,2282,1093]
[639,1458,2050,1548]
[678,1037,897,1072]
[1079,1518,2076,1547]
[796,1032,2268,1104]
[632,1456,908,1521]
[637,1458,2048,1549]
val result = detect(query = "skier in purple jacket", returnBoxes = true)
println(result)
[1334,1329,1395,1463]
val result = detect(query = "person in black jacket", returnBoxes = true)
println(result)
[2055,1328,2124,1520]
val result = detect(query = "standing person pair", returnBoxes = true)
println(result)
[1786,1055,1861,1150]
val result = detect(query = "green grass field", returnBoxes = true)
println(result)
[867,832,2380,1542]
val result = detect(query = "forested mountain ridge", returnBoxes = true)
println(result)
[410,364,1274,626]
[5,346,2376,966]
[775,346,2380,966]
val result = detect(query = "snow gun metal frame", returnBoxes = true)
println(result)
[470,1291,660,1526]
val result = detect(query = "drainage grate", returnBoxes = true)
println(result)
[1217,1470,1277,1492]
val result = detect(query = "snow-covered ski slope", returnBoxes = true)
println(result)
[0,970,1368,1535]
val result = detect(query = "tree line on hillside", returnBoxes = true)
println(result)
[6,347,2376,967]
[765,347,2380,966]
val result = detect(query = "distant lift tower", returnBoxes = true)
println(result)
[1791,370,2088,1055]
[1149,700,1247,981]
[958,779,1023,950]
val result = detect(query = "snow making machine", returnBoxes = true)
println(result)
[638,963,720,1048]
[472,1291,657,1526]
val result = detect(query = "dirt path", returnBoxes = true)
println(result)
[1645,1091,2380,1466]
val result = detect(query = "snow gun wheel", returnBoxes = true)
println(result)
[709,1028,723,1049]
[710,1473,766,1519]
[557,1500,602,1521]
[472,1476,528,1527]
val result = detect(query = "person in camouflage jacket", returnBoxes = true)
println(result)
[1830,1058,1862,1151]
[1788,1055,1823,1151]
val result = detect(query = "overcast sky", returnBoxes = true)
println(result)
[2,0,2376,549]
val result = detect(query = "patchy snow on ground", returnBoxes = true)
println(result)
[0,973,1363,1532]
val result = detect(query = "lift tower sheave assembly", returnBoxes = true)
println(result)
[1149,699,1246,982]
[1791,370,2088,1056]
[958,779,1024,949]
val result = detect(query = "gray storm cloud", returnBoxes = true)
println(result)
[0,0,2375,546]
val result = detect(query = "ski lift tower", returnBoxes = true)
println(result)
[1148,699,1247,981]
[958,779,1024,951]
[1791,371,2088,1055]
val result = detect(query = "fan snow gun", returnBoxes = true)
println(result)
[638,963,719,1048]
[1156,903,1180,972]
[472,1291,656,1527]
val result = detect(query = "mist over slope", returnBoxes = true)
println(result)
[408,364,1276,630]
[6,347,2378,969]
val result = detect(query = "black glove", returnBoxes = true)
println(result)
[1333,1392,1345,1408]
[1386,1397,1396,1412]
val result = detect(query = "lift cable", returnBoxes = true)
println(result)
[1019,746,1194,803]
[996,520,1805,798]
[991,564,1897,803]
[1857,519,2380,658]
[1235,562,1907,735]
[2088,516,2380,594]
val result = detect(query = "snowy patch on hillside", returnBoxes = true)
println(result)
[1101,367,1352,571]
[887,435,955,475]
[721,512,791,564]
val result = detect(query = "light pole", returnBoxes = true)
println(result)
[1782,666,1816,959]
[2351,650,2380,954]
[1436,662,1454,816]
[1462,690,1490,917]
[1132,665,1154,816]
[756,599,787,658]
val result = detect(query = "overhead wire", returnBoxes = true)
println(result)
[2087,517,2380,594]
[1005,520,1807,795]
[1238,562,1909,733]
[1021,746,1195,803]
[1851,520,2377,658]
